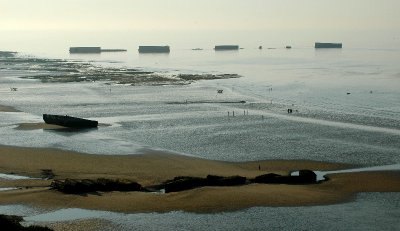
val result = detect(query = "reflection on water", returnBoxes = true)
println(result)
[0,48,399,165]
[0,38,400,230]
[0,193,398,231]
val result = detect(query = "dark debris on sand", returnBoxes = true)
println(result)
[0,214,53,231]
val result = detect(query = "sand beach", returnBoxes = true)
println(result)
[1,103,400,214]
[1,143,400,214]
[1,44,399,229]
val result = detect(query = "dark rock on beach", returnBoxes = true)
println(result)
[297,169,317,183]
[51,171,316,195]
[164,176,208,193]
[40,169,56,179]
[0,214,53,231]
[206,175,247,186]
[253,173,283,184]
[50,178,142,194]
[164,175,247,193]
[253,170,317,184]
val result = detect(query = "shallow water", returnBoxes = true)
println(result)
[1,43,400,230]
[291,164,400,181]
[0,173,37,180]
[0,193,398,231]
[0,187,18,191]
[1,48,399,166]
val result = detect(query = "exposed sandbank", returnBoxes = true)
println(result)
[1,145,400,214]
[0,105,20,112]
[15,123,65,130]
[1,52,240,85]
[1,104,400,213]
[14,122,110,130]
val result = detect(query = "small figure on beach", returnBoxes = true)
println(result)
[258,165,261,170]
[287,109,293,114]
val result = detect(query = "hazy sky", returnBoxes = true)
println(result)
[1,0,399,31]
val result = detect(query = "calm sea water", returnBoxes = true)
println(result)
[0,193,399,231]
[1,31,400,229]
[1,40,399,165]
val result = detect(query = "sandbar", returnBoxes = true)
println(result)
[15,122,110,130]
[15,123,66,130]
[1,145,400,214]
[1,103,400,214]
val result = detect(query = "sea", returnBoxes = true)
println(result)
[0,30,400,230]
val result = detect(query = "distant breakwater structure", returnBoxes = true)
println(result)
[69,47,127,53]
[138,46,170,53]
[214,45,240,51]
[315,42,342,49]
[0,51,240,85]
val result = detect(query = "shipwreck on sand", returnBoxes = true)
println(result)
[43,114,98,128]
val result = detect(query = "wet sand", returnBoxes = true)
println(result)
[0,105,20,112]
[1,145,400,214]
[15,122,110,130]
[1,103,400,213]
[15,123,66,130]
[1,103,400,230]
[33,219,113,231]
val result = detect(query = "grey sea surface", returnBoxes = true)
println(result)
[0,69,399,165]
[1,47,400,229]
[0,193,398,231]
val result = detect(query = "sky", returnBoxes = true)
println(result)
[1,0,399,31]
